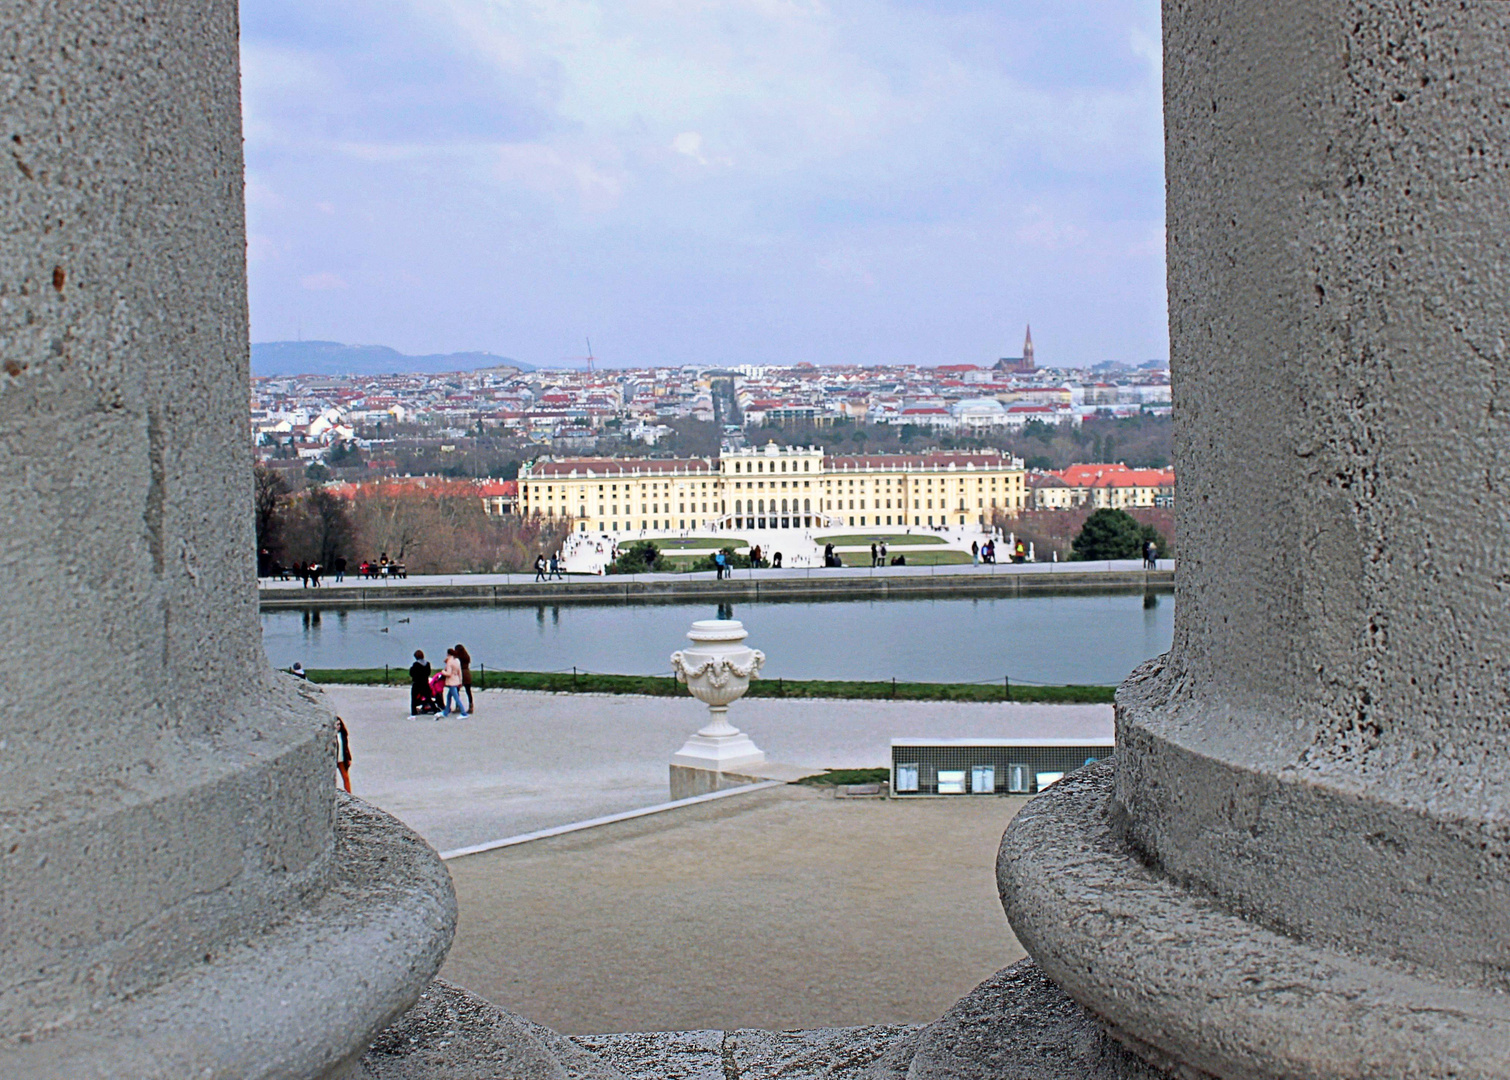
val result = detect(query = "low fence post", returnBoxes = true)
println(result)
[1005,675,1010,701]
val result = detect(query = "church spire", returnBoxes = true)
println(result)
[1023,324,1035,369]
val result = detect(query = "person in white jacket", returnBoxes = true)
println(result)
[441,649,468,717]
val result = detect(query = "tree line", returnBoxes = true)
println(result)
[254,466,570,575]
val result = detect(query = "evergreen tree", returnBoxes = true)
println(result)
[1072,508,1163,561]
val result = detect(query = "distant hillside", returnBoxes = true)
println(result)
[251,341,532,377]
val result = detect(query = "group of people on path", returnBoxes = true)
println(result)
[267,557,347,586]
[408,644,473,717]
[358,554,407,579]
[968,538,1028,564]
[533,552,567,581]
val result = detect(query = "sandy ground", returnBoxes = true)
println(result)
[440,784,1028,1035]
[320,684,1109,852]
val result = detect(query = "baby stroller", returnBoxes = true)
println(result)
[425,671,449,714]
[411,672,444,715]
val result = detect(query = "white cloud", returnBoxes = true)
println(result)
[671,131,706,162]
[241,0,1169,364]
[494,142,627,212]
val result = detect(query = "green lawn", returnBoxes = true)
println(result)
[817,533,948,546]
[841,549,970,566]
[299,667,1115,703]
[649,537,748,551]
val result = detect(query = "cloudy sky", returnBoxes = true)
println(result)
[240,0,1166,368]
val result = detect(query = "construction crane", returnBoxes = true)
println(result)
[559,337,596,373]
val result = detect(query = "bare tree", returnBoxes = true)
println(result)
[254,464,290,569]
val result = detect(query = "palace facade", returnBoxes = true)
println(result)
[519,444,1026,535]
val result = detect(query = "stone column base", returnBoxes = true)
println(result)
[999,760,1510,1080]
[3,795,456,1080]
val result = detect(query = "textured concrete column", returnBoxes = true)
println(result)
[0,4,453,1077]
[1000,3,1510,1078]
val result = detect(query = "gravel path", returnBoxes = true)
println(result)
[441,784,1028,1035]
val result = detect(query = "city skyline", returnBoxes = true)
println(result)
[241,0,1167,370]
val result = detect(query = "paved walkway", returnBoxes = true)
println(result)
[322,686,1110,853]
[441,784,1029,1035]
[556,523,1003,575]
[264,557,1171,591]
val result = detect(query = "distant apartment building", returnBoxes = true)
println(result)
[1029,463,1176,510]
[477,480,517,515]
[518,444,1026,535]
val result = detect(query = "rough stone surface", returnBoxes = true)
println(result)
[1112,0,1510,982]
[365,992,913,1080]
[4,794,456,1079]
[574,1029,725,1080]
[1001,761,1510,1079]
[994,3,1510,1077]
[731,1025,918,1078]
[0,3,454,1072]
[864,959,1166,1080]
[359,980,625,1080]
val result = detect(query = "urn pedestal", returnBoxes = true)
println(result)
[669,620,768,798]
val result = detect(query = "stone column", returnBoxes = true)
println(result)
[1000,3,1510,1077]
[0,4,453,1077]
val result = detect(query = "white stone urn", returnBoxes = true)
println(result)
[670,619,767,770]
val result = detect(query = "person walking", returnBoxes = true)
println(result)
[1144,539,1158,569]
[870,541,878,567]
[714,549,726,579]
[454,643,474,713]
[879,540,888,565]
[298,561,309,588]
[334,556,346,583]
[441,648,468,717]
[534,553,547,582]
[334,716,352,793]
[408,650,432,715]
[971,540,980,565]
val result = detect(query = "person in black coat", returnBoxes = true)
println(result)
[334,716,352,792]
[409,650,433,715]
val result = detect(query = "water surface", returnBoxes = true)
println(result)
[263,593,1173,686]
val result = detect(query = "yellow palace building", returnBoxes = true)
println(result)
[519,444,1026,535]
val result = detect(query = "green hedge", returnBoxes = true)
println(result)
[298,667,1115,703]
[796,768,893,786]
